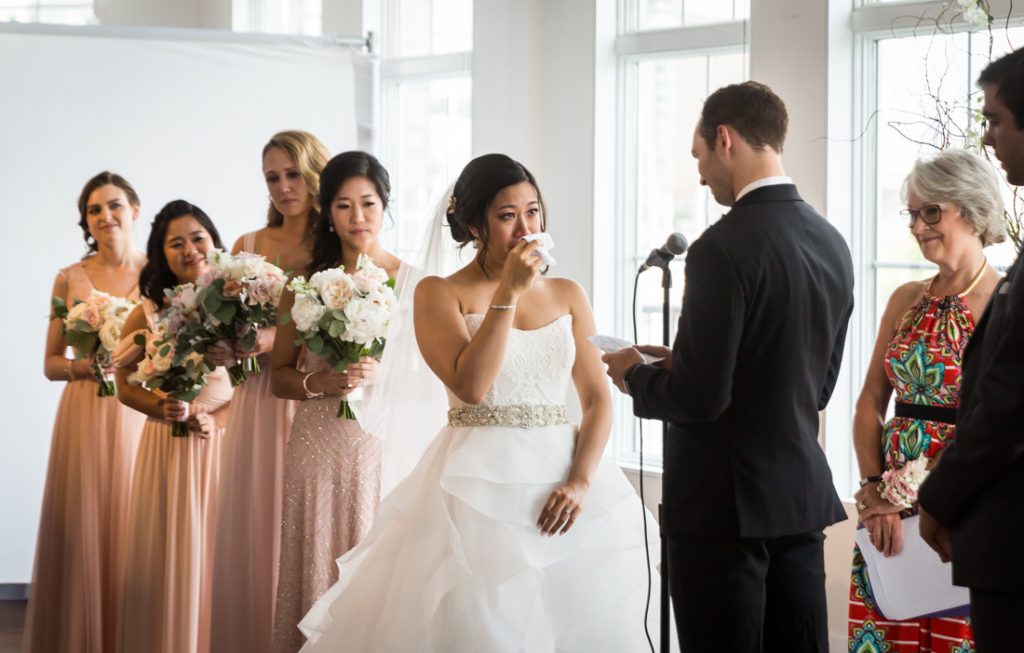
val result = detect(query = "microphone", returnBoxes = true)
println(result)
[639,232,688,272]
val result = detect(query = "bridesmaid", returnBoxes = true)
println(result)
[208,130,330,653]
[270,151,402,653]
[23,172,147,653]
[114,200,233,653]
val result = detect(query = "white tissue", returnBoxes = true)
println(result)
[521,232,557,266]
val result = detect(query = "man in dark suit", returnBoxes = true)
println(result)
[604,81,854,652]
[918,48,1024,651]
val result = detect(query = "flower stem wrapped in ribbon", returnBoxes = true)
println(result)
[190,250,287,386]
[53,290,137,397]
[284,255,396,419]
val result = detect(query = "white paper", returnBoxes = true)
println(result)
[854,515,970,620]
[588,334,663,365]
[521,232,557,266]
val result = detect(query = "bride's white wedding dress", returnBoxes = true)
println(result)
[297,313,659,652]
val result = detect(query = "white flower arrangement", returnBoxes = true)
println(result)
[954,0,992,29]
[284,254,396,418]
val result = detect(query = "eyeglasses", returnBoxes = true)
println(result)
[899,204,944,228]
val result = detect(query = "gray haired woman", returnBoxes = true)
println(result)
[848,148,1005,649]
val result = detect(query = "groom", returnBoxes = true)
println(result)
[604,81,854,652]
[918,48,1024,650]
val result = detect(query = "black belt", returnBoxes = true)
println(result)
[894,401,958,425]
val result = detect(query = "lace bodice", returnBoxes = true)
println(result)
[447,313,575,409]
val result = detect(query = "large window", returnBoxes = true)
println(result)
[843,0,1024,495]
[614,2,749,466]
[0,0,93,24]
[378,0,472,260]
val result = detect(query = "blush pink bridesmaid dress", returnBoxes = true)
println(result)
[209,231,298,653]
[22,262,146,653]
[115,300,233,653]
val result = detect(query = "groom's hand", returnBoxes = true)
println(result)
[635,344,672,369]
[602,348,644,394]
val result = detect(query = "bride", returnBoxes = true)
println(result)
[295,153,658,652]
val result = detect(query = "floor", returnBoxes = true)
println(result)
[0,601,25,653]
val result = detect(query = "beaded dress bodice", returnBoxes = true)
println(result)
[447,313,575,410]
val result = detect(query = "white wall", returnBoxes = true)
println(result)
[0,23,358,583]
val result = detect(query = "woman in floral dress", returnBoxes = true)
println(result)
[848,150,1006,652]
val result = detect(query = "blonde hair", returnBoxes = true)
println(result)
[262,130,331,227]
[903,148,1007,247]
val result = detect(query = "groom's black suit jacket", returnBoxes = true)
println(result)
[631,184,854,538]
[918,254,1024,592]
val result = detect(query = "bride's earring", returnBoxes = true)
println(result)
[328,221,335,233]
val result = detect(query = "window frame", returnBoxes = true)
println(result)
[612,4,750,469]
[377,0,472,258]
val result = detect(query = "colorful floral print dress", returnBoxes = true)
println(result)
[848,278,982,653]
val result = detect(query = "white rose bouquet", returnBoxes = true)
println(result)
[188,250,287,386]
[127,288,214,436]
[53,289,137,396]
[284,255,396,419]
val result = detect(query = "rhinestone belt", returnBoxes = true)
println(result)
[447,404,569,428]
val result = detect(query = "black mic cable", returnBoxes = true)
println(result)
[632,268,655,653]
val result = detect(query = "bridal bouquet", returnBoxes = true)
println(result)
[877,456,930,509]
[190,250,287,386]
[127,285,214,436]
[284,255,396,418]
[53,290,137,396]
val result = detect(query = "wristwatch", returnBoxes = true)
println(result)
[858,475,883,487]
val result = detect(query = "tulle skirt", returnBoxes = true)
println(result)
[116,417,224,653]
[297,421,659,652]
[210,362,296,653]
[22,379,145,653]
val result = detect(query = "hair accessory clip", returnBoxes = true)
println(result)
[446,195,457,215]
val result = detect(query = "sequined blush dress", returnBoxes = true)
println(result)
[848,275,983,653]
[271,350,383,653]
[294,313,659,652]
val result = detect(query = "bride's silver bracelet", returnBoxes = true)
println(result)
[489,304,516,311]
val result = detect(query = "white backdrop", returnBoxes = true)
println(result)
[0,23,361,582]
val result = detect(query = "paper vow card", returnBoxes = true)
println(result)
[588,334,663,365]
[854,515,970,620]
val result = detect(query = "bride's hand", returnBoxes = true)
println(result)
[497,240,545,298]
[537,480,589,536]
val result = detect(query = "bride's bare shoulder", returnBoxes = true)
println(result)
[544,276,589,305]
[414,274,459,303]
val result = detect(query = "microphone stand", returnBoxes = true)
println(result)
[659,265,671,653]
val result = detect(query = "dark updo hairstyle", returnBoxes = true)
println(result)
[447,153,547,274]
[309,151,391,275]
[139,200,224,304]
[77,171,141,254]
